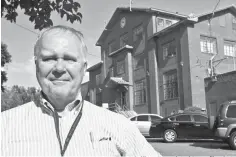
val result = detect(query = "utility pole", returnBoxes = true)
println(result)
[130,0,133,11]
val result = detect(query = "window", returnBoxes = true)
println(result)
[109,67,114,77]
[169,117,176,121]
[120,33,128,48]
[150,116,161,122]
[96,74,101,85]
[117,60,125,75]
[200,36,217,54]
[157,18,164,27]
[130,117,136,121]
[176,115,191,122]
[224,40,236,57]
[232,15,236,24]
[133,25,143,42]
[193,115,208,122]
[133,54,144,70]
[165,20,172,27]
[137,115,149,121]
[226,105,236,118]
[163,70,178,100]
[134,79,146,105]
[162,41,177,59]
[108,41,116,54]
[121,91,126,106]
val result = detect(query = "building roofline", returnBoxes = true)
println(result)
[108,45,133,57]
[96,7,187,46]
[87,61,103,72]
[197,4,235,19]
[150,5,236,40]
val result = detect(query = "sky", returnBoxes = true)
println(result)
[1,0,235,88]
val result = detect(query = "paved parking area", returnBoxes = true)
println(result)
[147,138,236,156]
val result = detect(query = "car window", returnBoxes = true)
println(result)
[168,117,176,121]
[226,105,236,118]
[176,115,191,122]
[193,115,208,122]
[137,115,149,121]
[150,115,161,122]
[130,117,136,121]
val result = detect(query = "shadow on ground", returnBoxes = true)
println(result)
[190,142,231,150]
[146,138,231,150]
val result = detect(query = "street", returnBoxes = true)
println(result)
[147,138,236,156]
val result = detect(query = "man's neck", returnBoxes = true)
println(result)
[41,91,82,116]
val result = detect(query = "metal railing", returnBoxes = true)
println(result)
[108,102,137,118]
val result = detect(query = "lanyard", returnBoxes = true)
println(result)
[53,100,84,156]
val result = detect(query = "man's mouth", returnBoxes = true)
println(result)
[50,79,69,85]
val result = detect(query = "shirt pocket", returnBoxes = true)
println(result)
[93,140,121,157]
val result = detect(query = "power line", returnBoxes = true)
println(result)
[13,23,40,36]
[87,52,100,58]
[13,22,101,58]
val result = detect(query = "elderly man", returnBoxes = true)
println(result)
[1,25,162,157]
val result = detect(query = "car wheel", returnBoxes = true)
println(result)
[164,129,177,143]
[229,131,236,150]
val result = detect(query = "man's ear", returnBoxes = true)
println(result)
[83,62,87,75]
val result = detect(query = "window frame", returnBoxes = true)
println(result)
[193,115,208,123]
[165,20,172,27]
[133,24,143,42]
[134,79,147,106]
[137,115,149,121]
[223,40,236,57]
[175,115,192,122]
[150,115,162,122]
[162,40,177,60]
[163,70,178,100]
[95,73,101,85]
[232,15,236,24]
[120,32,129,48]
[157,18,164,27]
[116,60,125,75]
[226,105,236,118]
[200,35,217,54]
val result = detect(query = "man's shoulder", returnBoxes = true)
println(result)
[1,101,37,119]
[83,101,129,122]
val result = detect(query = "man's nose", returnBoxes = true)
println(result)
[54,59,66,73]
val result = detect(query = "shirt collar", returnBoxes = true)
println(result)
[36,91,83,117]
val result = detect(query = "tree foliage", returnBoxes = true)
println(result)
[1,42,12,92]
[1,85,40,112]
[1,0,82,30]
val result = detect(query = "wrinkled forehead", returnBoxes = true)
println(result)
[40,30,83,55]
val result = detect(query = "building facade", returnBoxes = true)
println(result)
[151,6,236,116]
[87,6,236,116]
[204,71,236,116]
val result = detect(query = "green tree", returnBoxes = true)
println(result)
[1,0,82,30]
[1,42,12,92]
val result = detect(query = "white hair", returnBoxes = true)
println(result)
[34,25,87,62]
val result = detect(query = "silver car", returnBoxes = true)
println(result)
[129,114,163,137]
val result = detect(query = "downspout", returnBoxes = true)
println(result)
[210,54,217,76]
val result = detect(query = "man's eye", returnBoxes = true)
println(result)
[64,58,76,63]
[43,58,56,62]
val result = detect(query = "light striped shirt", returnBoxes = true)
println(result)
[1,98,162,157]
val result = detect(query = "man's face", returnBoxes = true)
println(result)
[36,31,87,106]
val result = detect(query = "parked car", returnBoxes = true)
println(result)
[149,112,215,142]
[212,100,236,150]
[129,114,163,137]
